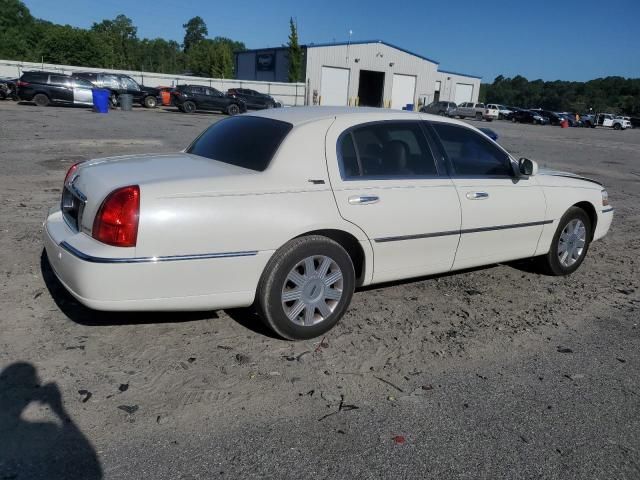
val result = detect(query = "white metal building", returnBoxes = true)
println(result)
[235,40,481,109]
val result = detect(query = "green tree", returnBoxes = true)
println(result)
[287,17,303,82]
[186,38,235,78]
[183,16,208,52]
[0,0,36,60]
[91,15,138,69]
[37,24,105,66]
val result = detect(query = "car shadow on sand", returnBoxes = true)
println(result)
[41,249,542,335]
[40,249,277,337]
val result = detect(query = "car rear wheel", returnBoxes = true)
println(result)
[256,235,355,340]
[227,104,240,115]
[144,96,157,108]
[182,101,196,113]
[475,112,482,120]
[33,93,50,107]
[536,207,592,276]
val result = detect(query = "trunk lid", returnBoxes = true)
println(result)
[68,152,259,234]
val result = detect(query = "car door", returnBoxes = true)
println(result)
[48,75,73,103]
[325,118,462,283]
[208,88,228,110]
[428,122,547,270]
[458,102,471,117]
[72,78,94,105]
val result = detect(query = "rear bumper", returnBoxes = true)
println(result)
[43,208,271,311]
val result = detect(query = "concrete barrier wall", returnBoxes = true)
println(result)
[0,59,307,106]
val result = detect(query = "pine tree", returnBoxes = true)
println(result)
[287,18,303,83]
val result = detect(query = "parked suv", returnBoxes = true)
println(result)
[227,88,279,110]
[511,109,548,125]
[420,101,457,116]
[172,85,246,115]
[17,71,95,107]
[72,72,161,108]
[452,102,489,120]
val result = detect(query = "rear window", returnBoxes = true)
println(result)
[21,72,48,83]
[186,116,292,171]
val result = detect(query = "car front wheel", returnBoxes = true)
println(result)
[227,104,240,115]
[257,235,355,340]
[537,207,592,275]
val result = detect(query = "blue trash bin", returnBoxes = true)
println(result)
[92,88,110,114]
[405,104,414,111]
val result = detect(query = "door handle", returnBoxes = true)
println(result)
[466,191,489,200]
[348,195,379,205]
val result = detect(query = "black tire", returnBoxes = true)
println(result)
[613,123,621,131]
[110,94,118,108]
[486,118,493,122]
[256,235,356,340]
[144,95,157,108]
[475,112,483,120]
[182,101,196,113]
[536,207,592,276]
[33,93,50,107]
[227,103,240,115]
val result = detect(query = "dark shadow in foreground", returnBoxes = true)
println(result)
[40,250,218,326]
[0,362,102,480]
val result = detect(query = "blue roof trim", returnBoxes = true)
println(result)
[306,39,440,64]
[438,69,482,80]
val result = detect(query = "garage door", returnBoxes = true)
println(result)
[454,83,473,105]
[320,66,350,106]
[391,74,416,110]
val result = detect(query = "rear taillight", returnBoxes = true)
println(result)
[92,186,140,247]
[17,80,29,87]
[64,162,81,184]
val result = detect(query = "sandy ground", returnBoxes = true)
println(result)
[0,101,638,479]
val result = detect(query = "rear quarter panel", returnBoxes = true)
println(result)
[134,118,372,276]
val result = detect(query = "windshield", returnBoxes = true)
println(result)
[187,116,292,171]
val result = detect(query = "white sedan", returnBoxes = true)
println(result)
[43,107,613,340]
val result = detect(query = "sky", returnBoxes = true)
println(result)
[23,0,640,82]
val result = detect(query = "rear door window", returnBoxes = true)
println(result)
[187,116,292,171]
[49,75,70,86]
[339,121,439,178]
[431,123,512,177]
[22,72,48,84]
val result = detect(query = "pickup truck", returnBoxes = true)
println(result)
[453,102,499,121]
[593,113,631,130]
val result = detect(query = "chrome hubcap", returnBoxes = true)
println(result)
[281,255,343,326]
[558,219,587,267]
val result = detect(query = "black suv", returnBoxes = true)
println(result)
[172,85,246,115]
[227,88,279,110]
[17,71,95,107]
[72,72,161,108]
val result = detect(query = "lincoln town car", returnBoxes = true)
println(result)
[43,107,613,340]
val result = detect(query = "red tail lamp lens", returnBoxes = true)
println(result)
[64,162,81,184]
[92,186,140,247]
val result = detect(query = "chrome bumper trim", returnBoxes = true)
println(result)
[59,241,257,264]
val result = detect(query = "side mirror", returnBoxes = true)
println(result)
[518,158,538,176]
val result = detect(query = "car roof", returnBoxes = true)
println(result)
[244,106,470,127]
[22,70,67,76]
